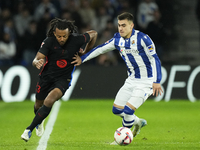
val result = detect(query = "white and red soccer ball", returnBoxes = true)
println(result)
[114,127,133,146]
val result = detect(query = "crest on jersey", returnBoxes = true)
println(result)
[132,40,135,45]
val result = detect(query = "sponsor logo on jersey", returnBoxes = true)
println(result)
[120,49,138,54]
[56,59,67,68]
[148,45,154,53]
[124,49,138,54]
[148,45,154,52]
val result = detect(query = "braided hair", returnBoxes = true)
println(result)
[46,18,78,37]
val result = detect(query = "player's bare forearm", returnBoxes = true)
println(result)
[83,30,97,55]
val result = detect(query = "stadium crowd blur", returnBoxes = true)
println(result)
[0,0,177,67]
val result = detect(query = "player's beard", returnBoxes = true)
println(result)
[59,41,65,46]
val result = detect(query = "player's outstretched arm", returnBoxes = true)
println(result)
[81,30,97,55]
[32,52,46,69]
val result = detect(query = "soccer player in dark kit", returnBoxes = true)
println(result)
[21,18,97,142]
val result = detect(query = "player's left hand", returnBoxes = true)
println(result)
[152,83,163,97]
[71,53,82,66]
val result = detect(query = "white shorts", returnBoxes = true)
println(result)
[114,76,153,109]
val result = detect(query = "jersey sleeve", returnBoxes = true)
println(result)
[83,33,90,43]
[141,33,162,83]
[38,37,52,56]
[152,54,162,83]
[141,34,157,56]
[74,32,90,47]
[79,33,90,50]
[81,38,116,63]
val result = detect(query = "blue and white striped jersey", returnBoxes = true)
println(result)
[81,29,162,83]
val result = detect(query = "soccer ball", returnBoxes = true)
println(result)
[114,127,133,146]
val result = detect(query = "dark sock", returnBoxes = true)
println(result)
[27,105,51,132]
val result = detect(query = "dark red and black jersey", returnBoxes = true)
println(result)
[38,33,90,82]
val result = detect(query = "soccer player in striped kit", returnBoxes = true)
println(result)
[72,12,163,144]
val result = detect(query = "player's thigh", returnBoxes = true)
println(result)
[36,78,70,101]
[45,88,63,102]
[44,79,70,106]
[128,87,153,109]
[44,88,64,107]
[35,99,44,109]
[114,83,132,107]
[54,79,71,96]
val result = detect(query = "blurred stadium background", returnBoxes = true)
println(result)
[0,0,200,102]
[0,1,200,149]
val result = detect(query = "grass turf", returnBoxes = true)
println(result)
[0,99,199,150]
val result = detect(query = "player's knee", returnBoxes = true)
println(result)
[112,106,123,115]
[124,105,135,115]
[35,100,44,109]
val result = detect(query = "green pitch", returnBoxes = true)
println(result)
[0,99,199,150]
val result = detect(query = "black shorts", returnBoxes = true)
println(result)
[35,78,71,100]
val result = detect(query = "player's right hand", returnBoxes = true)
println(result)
[152,83,163,97]
[35,59,44,69]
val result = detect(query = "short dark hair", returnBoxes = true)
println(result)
[46,18,78,37]
[117,12,134,22]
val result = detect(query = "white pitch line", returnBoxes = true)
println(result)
[62,69,81,101]
[37,100,61,150]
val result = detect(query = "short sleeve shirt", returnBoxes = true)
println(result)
[38,33,90,82]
